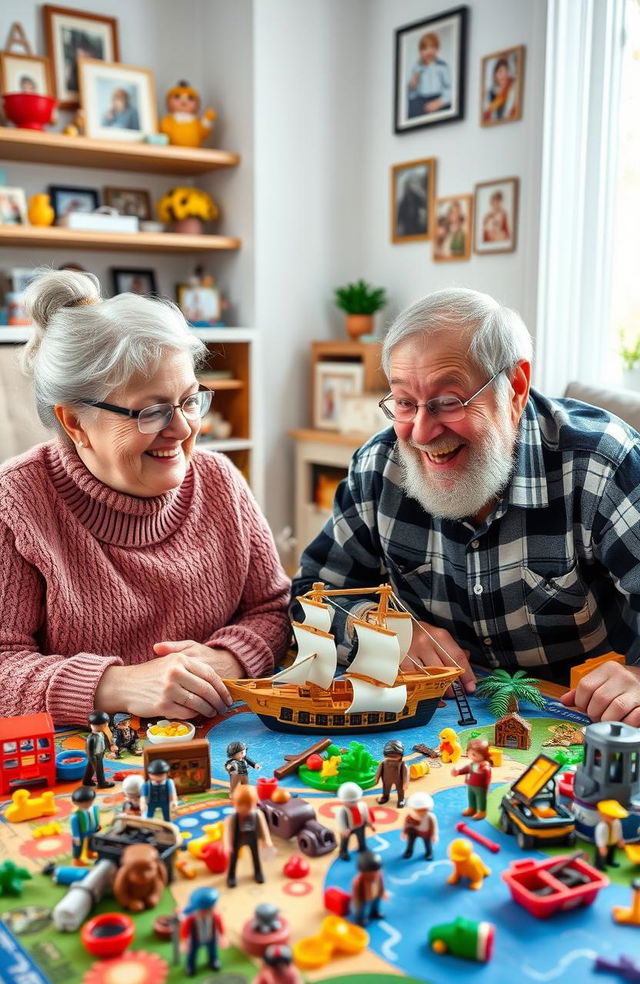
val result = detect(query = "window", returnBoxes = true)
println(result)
[316,714,328,726]
[298,711,310,725]
[349,714,362,726]
[280,707,293,722]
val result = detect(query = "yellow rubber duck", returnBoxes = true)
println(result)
[28,193,55,226]
[447,838,491,890]
[159,80,216,148]
[439,727,462,764]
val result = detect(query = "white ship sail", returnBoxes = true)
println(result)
[276,622,337,690]
[382,611,413,657]
[347,620,401,687]
[346,678,408,714]
[298,599,332,632]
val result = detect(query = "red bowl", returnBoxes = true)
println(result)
[2,93,56,130]
[81,912,135,958]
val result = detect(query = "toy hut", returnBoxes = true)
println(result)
[0,713,55,795]
[574,722,640,811]
[494,712,532,750]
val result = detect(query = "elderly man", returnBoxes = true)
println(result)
[292,288,640,726]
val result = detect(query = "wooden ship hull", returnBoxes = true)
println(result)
[224,667,463,735]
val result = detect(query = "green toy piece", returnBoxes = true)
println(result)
[475,669,547,718]
[0,860,33,896]
[298,741,378,792]
[551,747,585,767]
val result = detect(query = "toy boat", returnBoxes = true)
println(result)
[224,583,464,735]
[502,852,608,919]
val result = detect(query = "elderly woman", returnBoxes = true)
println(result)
[0,270,290,725]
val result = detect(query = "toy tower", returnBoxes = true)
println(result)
[572,722,640,842]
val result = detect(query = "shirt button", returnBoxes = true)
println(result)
[483,637,492,646]
[471,540,480,549]
[473,584,483,595]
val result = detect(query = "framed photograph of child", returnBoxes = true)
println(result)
[0,52,53,97]
[177,284,222,326]
[78,58,157,142]
[111,268,158,297]
[0,187,28,226]
[480,45,525,127]
[104,187,152,221]
[433,194,472,262]
[394,6,468,134]
[313,361,365,431]
[474,178,519,255]
[390,158,436,243]
[48,184,100,220]
[43,4,119,109]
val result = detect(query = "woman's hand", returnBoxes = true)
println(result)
[402,620,476,694]
[560,663,640,726]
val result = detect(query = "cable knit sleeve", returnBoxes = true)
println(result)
[202,457,291,676]
[0,520,124,724]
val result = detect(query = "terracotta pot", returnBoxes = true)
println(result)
[2,93,56,130]
[345,314,373,339]
[172,216,204,235]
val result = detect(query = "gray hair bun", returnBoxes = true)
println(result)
[22,269,102,374]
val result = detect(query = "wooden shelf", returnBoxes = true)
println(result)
[0,225,241,253]
[198,438,253,452]
[200,378,244,391]
[0,127,240,174]
[288,428,372,447]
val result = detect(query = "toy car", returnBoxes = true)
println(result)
[500,754,576,850]
[259,796,336,856]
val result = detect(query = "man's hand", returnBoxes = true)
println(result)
[560,663,640,726]
[402,620,476,693]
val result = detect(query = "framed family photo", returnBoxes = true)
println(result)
[48,184,99,219]
[79,58,157,142]
[111,268,158,297]
[433,194,472,262]
[394,6,467,133]
[0,52,53,96]
[177,284,221,326]
[43,4,119,108]
[104,186,152,221]
[480,45,525,126]
[474,178,519,254]
[313,361,364,431]
[391,158,436,243]
[0,188,28,225]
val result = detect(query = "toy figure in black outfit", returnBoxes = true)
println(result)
[111,713,143,757]
[223,784,273,888]
[225,740,261,793]
[82,710,116,788]
[375,738,409,807]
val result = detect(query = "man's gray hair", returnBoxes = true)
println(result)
[382,288,533,385]
[22,269,207,431]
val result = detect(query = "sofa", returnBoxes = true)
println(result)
[563,381,640,433]
[0,345,49,460]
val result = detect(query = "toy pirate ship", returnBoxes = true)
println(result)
[224,583,464,735]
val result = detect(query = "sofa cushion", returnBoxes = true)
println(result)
[0,346,49,461]
[563,381,640,434]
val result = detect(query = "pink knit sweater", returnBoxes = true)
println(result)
[0,441,291,724]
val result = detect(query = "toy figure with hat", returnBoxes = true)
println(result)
[82,711,116,788]
[180,886,227,976]
[160,80,216,147]
[140,759,178,822]
[402,791,438,860]
[593,799,628,870]
[70,786,100,866]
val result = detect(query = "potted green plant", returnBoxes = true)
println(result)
[618,328,640,391]
[334,279,387,340]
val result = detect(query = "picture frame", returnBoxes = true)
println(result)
[394,6,468,134]
[48,184,100,220]
[79,58,157,142]
[313,361,365,431]
[111,268,158,297]
[474,178,519,255]
[0,187,28,226]
[8,268,39,294]
[104,186,152,221]
[480,45,525,127]
[0,52,53,97]
[391,157,436,243]
[433,194,473,262]
[43,4,119,109]
[177,284,222,326]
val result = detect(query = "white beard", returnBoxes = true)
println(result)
[398,417,517,521]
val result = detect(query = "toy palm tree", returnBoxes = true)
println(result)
[475,669,546,750]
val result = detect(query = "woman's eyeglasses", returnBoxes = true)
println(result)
[82,385,213,434]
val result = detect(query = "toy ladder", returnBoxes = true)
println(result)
[451,679,477,726]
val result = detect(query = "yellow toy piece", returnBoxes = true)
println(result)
[612,880,640,926]
[409,760,430,780]
[320,756,341,779]
[159,80,216,148]
[447,838,491,890]
[32,821,62,838]
[6,789,56,823]
[186,821,223,859]
[293,916,368,969]
[28,194,55,227]
[439,727,462,764]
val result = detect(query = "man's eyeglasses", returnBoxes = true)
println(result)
[82,385,213,434]
[378,367,509,423]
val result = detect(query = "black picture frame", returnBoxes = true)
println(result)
[111,267,158,297]
[48,184,100,219]
[394,6,468,134]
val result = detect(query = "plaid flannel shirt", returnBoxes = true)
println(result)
[292,389,640,677]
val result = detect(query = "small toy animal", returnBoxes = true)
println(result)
[113,843,167,912]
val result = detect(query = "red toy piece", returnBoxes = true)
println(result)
[502,852,608,918]
[0,713,55,795]
[241,903,291,957]
[306,754,323,771]
[283,855,310,879]
[324,886,351,917]
[201,841,229,874]
[81,912,135,957]
[257,776,279,800]
[455,821,501,853]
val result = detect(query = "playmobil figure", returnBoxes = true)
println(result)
[402,791,438,859]
[447,838,491,890]
[254,944,302,984]
[225,740,261,793]
[180,885,228,975]
[121,774,143,815]
[375,738,409,807]
[140,759,178,821]
[70,786,101,865]
[82,711,116,788]
[113,842,167,912]
[351,850,388,926]
[112,713,143,757]
[594,800,628,871]
[224,784,273,888]
[451,738,493,820]
[439,727,462,764]
[336,782,376,860]
[159,80,216,148]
